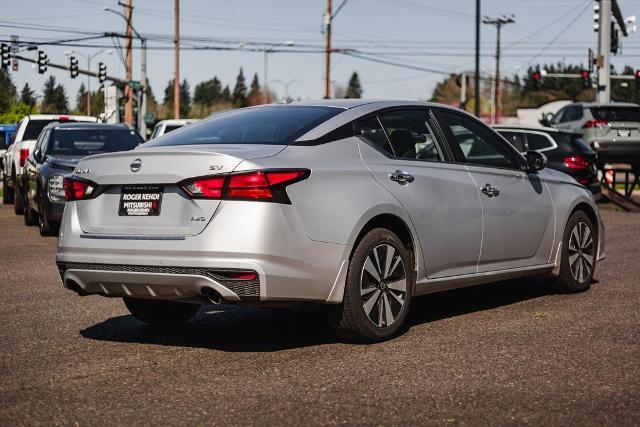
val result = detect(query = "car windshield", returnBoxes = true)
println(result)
[590,106,640,122]
[46,129,141,156]
[146,106,343,147]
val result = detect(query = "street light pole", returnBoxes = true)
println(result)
[271,78,302,100]
[66,49,113,116]
[263,41,295,104]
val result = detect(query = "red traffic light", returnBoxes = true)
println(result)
[581,70,589,79]
[532,71,542,81]
[635,69,640,78]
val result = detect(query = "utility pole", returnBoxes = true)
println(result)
[174,0,180,118]
[324,0,332,99]
[474,0,480,117]
[124,0,133,125]
[597,0,612,103]
[483,15,514,124]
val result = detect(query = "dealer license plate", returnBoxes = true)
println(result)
[118,185,163,216]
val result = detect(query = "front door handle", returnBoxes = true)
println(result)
[390,170,414,185]
[480,183,500,198]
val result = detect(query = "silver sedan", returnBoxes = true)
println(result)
[57,100,605,342]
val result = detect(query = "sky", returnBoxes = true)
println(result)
[2,0,640,106]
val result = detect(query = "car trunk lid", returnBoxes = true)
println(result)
[73,144,285,237]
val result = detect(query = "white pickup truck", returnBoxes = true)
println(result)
[2,114,97,212]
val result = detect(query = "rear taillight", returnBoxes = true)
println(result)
[63,177,95,201]
[564,156,590,170]
[583,119,608,128]
[180,169,309,203]
[19,148,29,167]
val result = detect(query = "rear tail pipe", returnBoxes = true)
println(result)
[201,287,222,304]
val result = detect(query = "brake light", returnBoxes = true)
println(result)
[583,119,608,128]
[564,156,590,170]
[63,177,95,201]
[58,116,69,122]
[180,169,309,203]
[19,148,29,167]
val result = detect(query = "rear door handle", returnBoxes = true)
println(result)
[390,170,414,185]
[480,183,500,198]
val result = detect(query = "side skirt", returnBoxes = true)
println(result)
[415,263,555,296]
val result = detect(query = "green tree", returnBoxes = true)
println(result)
[0,103,38,124]
[163,78,191,118]
[345,71,363,98]
[19,83,36,107]
[232,68,248,108]
[41,76,69,113]
[222,85,231,103]
[193,77,222,106]
[247,73,261,105]
[0,69,17,112]
[75,82,87,113]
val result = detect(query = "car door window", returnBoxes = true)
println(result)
[497,131,527,153]
[552,109,564,124]
[354,116,394,156]
[526,133,553,151]
[378,109,445,161]
[439,111,518,169]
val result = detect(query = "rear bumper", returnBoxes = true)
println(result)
[593,140,640,164]
[56,201,352,304]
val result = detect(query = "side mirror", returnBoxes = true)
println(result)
[34,148,42,162]
[525,150,547,173]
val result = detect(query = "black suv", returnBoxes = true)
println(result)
[494,126,601,196]
[22,123,143,235]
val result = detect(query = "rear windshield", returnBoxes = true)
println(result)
[46,129,141,156]
[147,106,343,147]
[590,106,640,122]
[24,120,56,140]
[553,133,593,153]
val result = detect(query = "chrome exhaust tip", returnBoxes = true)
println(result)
[201,287,222,304]
[65,279,89,296]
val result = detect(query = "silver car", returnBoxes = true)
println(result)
[57,100,605,342]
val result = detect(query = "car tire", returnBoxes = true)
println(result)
[13,176,24,215]
[328,228,414,343]
[23,200,37,226]
[123,297,200,327]
[558,210,597,292]
[2,175,13,204]
[38,203,59,236]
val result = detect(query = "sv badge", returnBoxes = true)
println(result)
[209,165,223,171]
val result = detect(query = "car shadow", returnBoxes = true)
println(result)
[80,276,570,352]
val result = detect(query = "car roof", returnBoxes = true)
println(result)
[568,101,640,108]
[156,119,200,126]
[25,114,98,121]
[43,123,132,131]
[286,99,454,109]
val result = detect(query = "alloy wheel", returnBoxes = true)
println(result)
[360,244,407,328]
[568,221,595,283]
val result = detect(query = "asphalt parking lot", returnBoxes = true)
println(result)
[0,204,638,425]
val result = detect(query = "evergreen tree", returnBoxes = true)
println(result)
[232,68,248,108]
[41,76,69,113]
[221,85,231,103]
[345,71,363,98]
[20,83,36,107]
[0,69,17,112]
[193,77,222,106]
[247,73,261,105]
[163,79,191,118]
[75,82,87,113]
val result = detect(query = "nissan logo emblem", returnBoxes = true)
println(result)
[130,158,143,172]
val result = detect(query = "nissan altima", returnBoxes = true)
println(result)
[56,100,605,342]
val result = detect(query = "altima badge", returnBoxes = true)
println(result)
[130,158,143,172]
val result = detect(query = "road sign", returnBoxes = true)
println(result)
[143,112,155,125]
[128,80,142,91]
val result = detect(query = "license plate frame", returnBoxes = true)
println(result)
[118,185,164,216]
[617,129,631,137]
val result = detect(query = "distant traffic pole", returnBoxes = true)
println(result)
[124,0,133,125]
[474,0,480,117]
[597,0,611,103]
[483,15,515,124]
[174,0,180,118]
[324,0,332,99]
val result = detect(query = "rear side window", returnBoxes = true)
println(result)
[355,117,393,155]
[378,109,445,161]
[526,133,553,151]
[147,106,342,147]
[46,129,141,156]
[590,106,640,122]
[164,125,183,134]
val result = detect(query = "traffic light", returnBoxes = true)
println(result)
[37,50,48,74]
[610,22,619,54]
[69,56,79,78]
[531,70,543,89]
[1,43,10,68]
[593,3,600,32]
[580,70,592,88]
[98,62,107,83]
[635,69,640,91]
